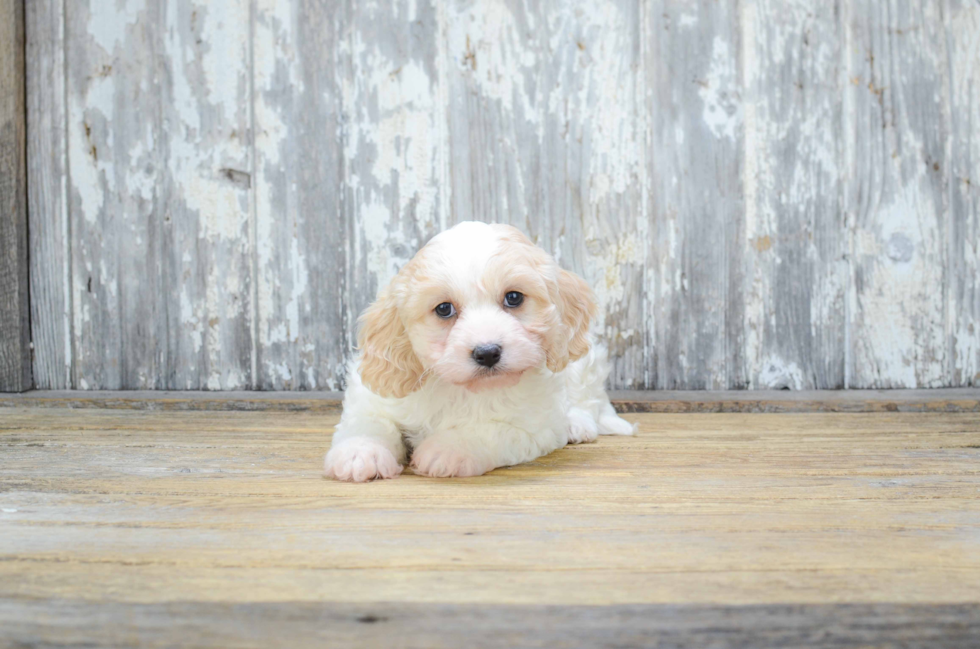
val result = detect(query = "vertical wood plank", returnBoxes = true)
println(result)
[252,0,348,389]
[740,0,848,389]
[645,1,744,389]
[65,0,253,389]
[444,0,648,386]
[342,0,450,348]
[63,1,120,389]
[0,0,31,392]
[162,0,254,390]
[26,0,71,389]
[845,0,950,388]
[946,0,980,387]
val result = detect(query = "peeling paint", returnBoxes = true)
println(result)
[346,0,449,304]
[699,37,742,141]
[948,1,980,386]
[758,357,805,390]
[845,0,950,389]
[33,0,979,391]
[446,0,538,117]
[87,0,143,54]
[70,78,114,223]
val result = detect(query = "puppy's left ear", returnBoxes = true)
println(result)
[357,286,426,399]
[547,268,597,372]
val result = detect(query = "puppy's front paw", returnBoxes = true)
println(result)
[567,407,599,444]
[410,438,493,478]
[324,437,403,482]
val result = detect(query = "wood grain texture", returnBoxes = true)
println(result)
[645,0,744,389]
[0,0,31,393]
[947,0,980,387]
[2,601,978,649]
[0,408,979,646]
[24,0,980,390]
[845,0,950,388]
[26,0,70,390]
[2,388,979,413]
[253,0,347,390]
[64,0,253,390]
[740,0,848,389]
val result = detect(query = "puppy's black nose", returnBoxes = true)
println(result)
[472,344,502,368]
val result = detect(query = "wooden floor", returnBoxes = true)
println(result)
[1,405,979,647]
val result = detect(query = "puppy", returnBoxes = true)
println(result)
[324,221,634,481]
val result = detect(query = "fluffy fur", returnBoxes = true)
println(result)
[324,222,634,482]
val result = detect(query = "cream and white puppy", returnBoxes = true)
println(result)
[324,221,634,482]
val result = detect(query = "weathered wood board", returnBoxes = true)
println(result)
[948,0,980,389]
[62,1,254,391]
[1,408,979,646]
[846,0,949,388]
[26,0,69,391]
[2,387,980,413]
[3,600,979,649]
[740,0,848,390]
[254,0,348,390]
[0,0,31,393]
[25,0,980,390]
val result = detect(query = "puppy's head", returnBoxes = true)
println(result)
[357,222,596,398]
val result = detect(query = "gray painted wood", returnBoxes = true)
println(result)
[23,0,980,390]
[646,0,744,389]
[845,0,950,388]
[2,600,979,649]
[64,0,253,389]
[253,0,347,390]
[947,0,980,388]
[739,0,848,390]
[0,0,31,393]
[26,0,70,390]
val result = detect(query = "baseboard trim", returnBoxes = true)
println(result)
[2,388,978,413]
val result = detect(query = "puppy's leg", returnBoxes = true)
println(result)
[324,416,406,482]
[410,424,566,478]
[564,344,635,438]
[409,434,496,478]
[567,406,599,444]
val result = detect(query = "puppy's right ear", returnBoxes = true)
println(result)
[357,287,425,399]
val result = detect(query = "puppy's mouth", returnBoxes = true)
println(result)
[462,367,525,393]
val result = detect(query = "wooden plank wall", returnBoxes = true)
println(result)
[25,0,980,391]
[0,0,31,392]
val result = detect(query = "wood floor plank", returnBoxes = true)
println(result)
[0,408,979,645]
[1,601,977,649]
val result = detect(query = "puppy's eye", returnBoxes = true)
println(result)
[434,302,456,318]
[503,291,524,308]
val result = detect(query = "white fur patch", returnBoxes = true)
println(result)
[410,436,496,478]
[323,437,403,482]
[567,407,599,444]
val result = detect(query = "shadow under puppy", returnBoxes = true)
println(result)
[324,222,634,481]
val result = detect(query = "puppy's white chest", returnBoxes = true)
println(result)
[393,371,567,441]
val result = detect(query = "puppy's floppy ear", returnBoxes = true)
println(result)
[357,286,425,399]
[546,268,597,372]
